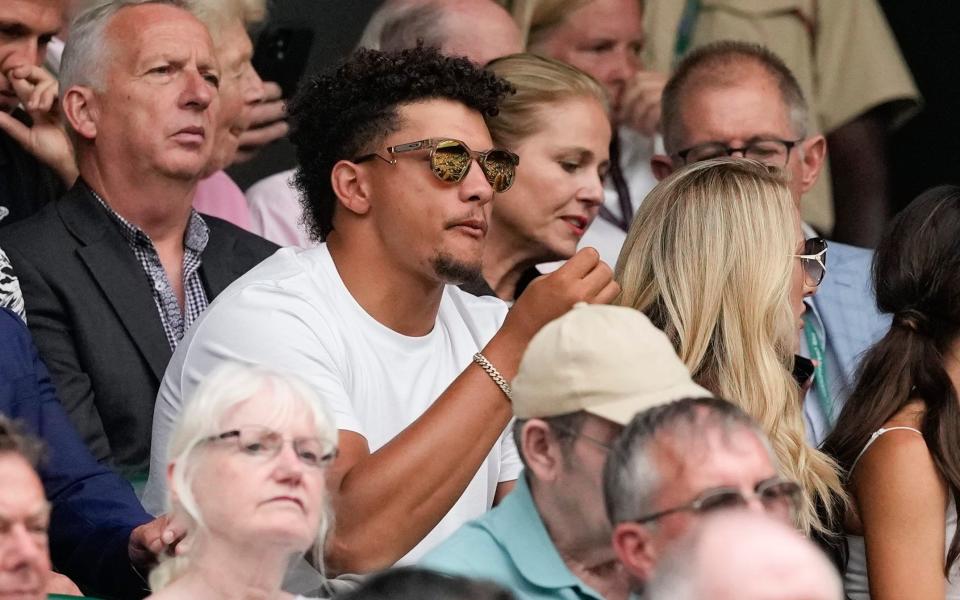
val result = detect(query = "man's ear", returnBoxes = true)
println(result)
[331,159,372,217]
[521,420,563,483]
[611,522,659,585]
[650,154,675,181]
[61,86,98,141]
[798,134,826,194]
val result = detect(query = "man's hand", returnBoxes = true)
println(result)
[505,247,620,342]
[0,65,77,185]
[618,70,668,138]
[232,81,288,164]
[127,513,188,572]
[45,571,82,596]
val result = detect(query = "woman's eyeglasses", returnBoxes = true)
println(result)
[631,477,802,524]
[793,237,828,287]
[354,137,520,193]
[204,425,338,468]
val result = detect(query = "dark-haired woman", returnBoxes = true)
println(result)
[823,185,960,599]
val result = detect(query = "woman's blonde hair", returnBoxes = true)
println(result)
[149,363,337,591]
[184,0,266,42]
[484,53,608,150]
[615,158,845,535]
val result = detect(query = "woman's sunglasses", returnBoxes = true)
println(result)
[353,138,520,193]
[793,237,828,287]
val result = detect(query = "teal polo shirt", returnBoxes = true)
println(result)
[419,472,606,600]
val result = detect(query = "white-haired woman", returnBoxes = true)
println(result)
[146,363,337,600]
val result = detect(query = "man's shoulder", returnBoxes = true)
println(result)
[444,285,509,325]
[419,513,513,575]
[0,308,30,366]
[203,214,279,257]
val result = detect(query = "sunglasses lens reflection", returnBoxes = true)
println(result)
[432,141,471,183]
[483,150,517,193]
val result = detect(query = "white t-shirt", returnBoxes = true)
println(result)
[143,245,521,563]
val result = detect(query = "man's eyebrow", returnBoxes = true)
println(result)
[0,21,31,35]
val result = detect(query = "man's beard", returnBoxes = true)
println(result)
[431,252,482,285]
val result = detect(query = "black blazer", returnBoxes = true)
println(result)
[0,182,278,477]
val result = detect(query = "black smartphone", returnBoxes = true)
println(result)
[251,27,315,99]
[792,354,816,387]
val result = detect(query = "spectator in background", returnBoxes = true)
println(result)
[644,512,843,600]
[1,307,185,599]
[246,0,524,248]
[604,397,802,594]
[651,42,888,444]
[615,158,846,536]
[643,0,920,247]
[0,0,277,478]
[460,54,610,301]
[146,364,337,600]
[421,304,709,600]
[188,0,268,231]
[822,185,960,599]
[499,0,663,268]
[146,46,618,573]
[0,0,75,225]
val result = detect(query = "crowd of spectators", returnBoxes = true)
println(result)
[0,1,952,600]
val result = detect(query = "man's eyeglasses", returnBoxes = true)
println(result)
[549,422,613,452]
[353,138,520,193]
[204,425,338,468]
[793,237,828,287]
[675,138,802,168]
[631,477,802,524]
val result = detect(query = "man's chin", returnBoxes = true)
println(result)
[431,253,482,285]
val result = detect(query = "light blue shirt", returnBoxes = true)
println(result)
[420,473,606,600]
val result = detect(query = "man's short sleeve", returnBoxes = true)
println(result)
[497,421,522,483]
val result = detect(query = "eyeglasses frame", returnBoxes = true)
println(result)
[352,137,520,192]
[674,137,803,168]
[204,425,339,468]
[629,476,802,524]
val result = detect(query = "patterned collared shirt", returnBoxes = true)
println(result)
[92,189,210,349]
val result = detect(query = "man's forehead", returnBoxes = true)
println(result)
[107,4,213,60]
[678,70,791,139]
[0,0,64,32]
[389,99,493,147]
[0,455,45,513]
[654,427,773,490]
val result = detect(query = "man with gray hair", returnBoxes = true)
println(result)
[0,0,276,478]
[246,0,524,247]
[421,303,710,600]
[645,511,843,600]
[604,396,803,593]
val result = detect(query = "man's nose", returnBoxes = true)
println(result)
[2,38,42,71]
[460,158,495,206]
[2,523,46,568]
[182,69,215,110]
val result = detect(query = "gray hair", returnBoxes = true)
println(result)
[148,362,338,591]
[183,0,266,42]
[602,397,776,525]
[0,415,44,468]
[660,41,811,155]
[60,1,189,95]
[356,1,447,52]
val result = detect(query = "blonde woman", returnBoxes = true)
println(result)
[614,158,844,535]
[466,53,610,301]
[147,363,337,600]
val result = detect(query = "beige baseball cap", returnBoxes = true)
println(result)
[511,303,712,425]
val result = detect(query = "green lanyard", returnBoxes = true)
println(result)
[673,0,701,66]
[803,316,832,424]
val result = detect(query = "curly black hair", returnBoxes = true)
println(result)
[288,46,515,242]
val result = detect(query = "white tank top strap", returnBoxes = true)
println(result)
[851,426,923,471]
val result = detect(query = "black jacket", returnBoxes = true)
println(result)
[0,182,278,476]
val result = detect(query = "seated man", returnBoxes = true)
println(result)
[604,396,801,594]
[650,41,889,443]
[420,303,709,600]
[0,0,277,477]
[645,512,843,600]
[145,46,618,572]
[1,307,181,599]
[0,0,76,224]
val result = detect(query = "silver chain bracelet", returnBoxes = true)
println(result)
[473,352,512,402]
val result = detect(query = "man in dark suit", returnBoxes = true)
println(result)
[0,0,277,478]
[1,307,184,599]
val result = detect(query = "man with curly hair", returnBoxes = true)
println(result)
[147,45,619,572]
